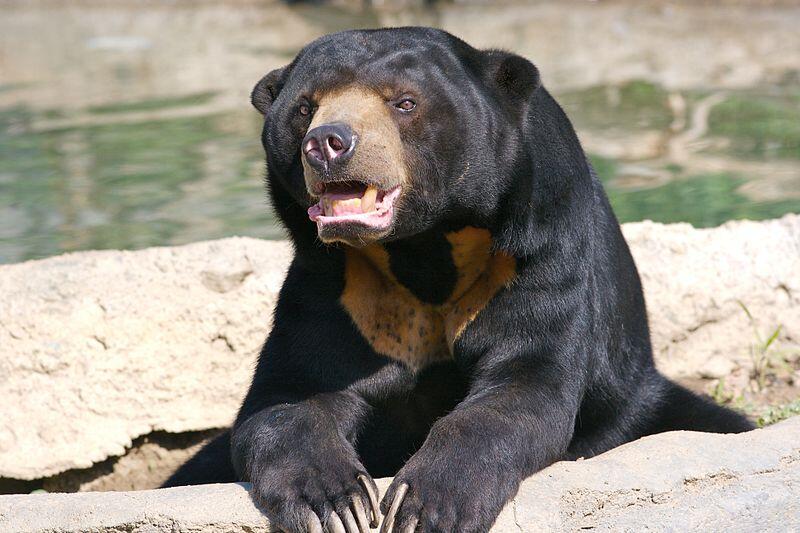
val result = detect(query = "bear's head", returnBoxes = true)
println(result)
[252,27,549,247]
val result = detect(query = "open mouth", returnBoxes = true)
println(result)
[308,181,402,233]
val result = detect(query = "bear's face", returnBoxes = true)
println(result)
[302,85,409,244]
[252,28,539,246]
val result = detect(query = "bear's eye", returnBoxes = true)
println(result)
[395,98,416,112]
[299,104,312,116]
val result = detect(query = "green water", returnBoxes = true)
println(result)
[3,83,798,264]
[1,3,798,264]
[563,82,800,227]
[0,108,280,263]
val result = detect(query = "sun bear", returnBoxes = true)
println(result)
[165,27,753,533]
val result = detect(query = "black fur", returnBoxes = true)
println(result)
[165,27,752,532]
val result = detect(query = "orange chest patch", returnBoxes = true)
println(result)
[339,228,516,369]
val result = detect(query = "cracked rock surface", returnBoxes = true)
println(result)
[1,215,798,480]
[0,238,292,479]
[624,215,800,380]
[1,416,798,532]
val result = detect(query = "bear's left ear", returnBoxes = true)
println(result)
[483,50,540,102]
[251,65,289,115]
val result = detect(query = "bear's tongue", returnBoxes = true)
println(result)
[321,186,378,216]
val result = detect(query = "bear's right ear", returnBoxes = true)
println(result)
[483,50,540,103]
[251,65,288,115]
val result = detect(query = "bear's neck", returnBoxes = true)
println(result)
[338,226,516,369]
[352,226,495,306]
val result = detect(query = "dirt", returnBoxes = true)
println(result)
[680,353,800,425]
[0,430,221,495]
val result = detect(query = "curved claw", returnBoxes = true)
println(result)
[401,516,418,533]
[328,511,347,533]
[341,506,360,533]
[351,496,371,533]
[358,474,381,527]
[379,483,408,533]
[306,512,324,533]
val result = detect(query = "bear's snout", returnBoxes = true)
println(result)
[302,122,355,172]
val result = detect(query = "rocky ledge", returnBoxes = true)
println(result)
[1,416,799,532]
[0,215,798,489]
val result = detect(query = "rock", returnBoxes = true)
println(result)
[0,215,798,481]
[1,416,798,532]
[0,238,292,480]
[623,215,800,380]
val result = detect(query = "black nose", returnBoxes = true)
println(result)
[302,123,355,171]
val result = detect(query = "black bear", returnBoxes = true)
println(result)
[166,27,753,533]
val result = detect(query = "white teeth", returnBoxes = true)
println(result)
[319,185,382,218]
[332,198,361,213]
[361,186,378,212]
